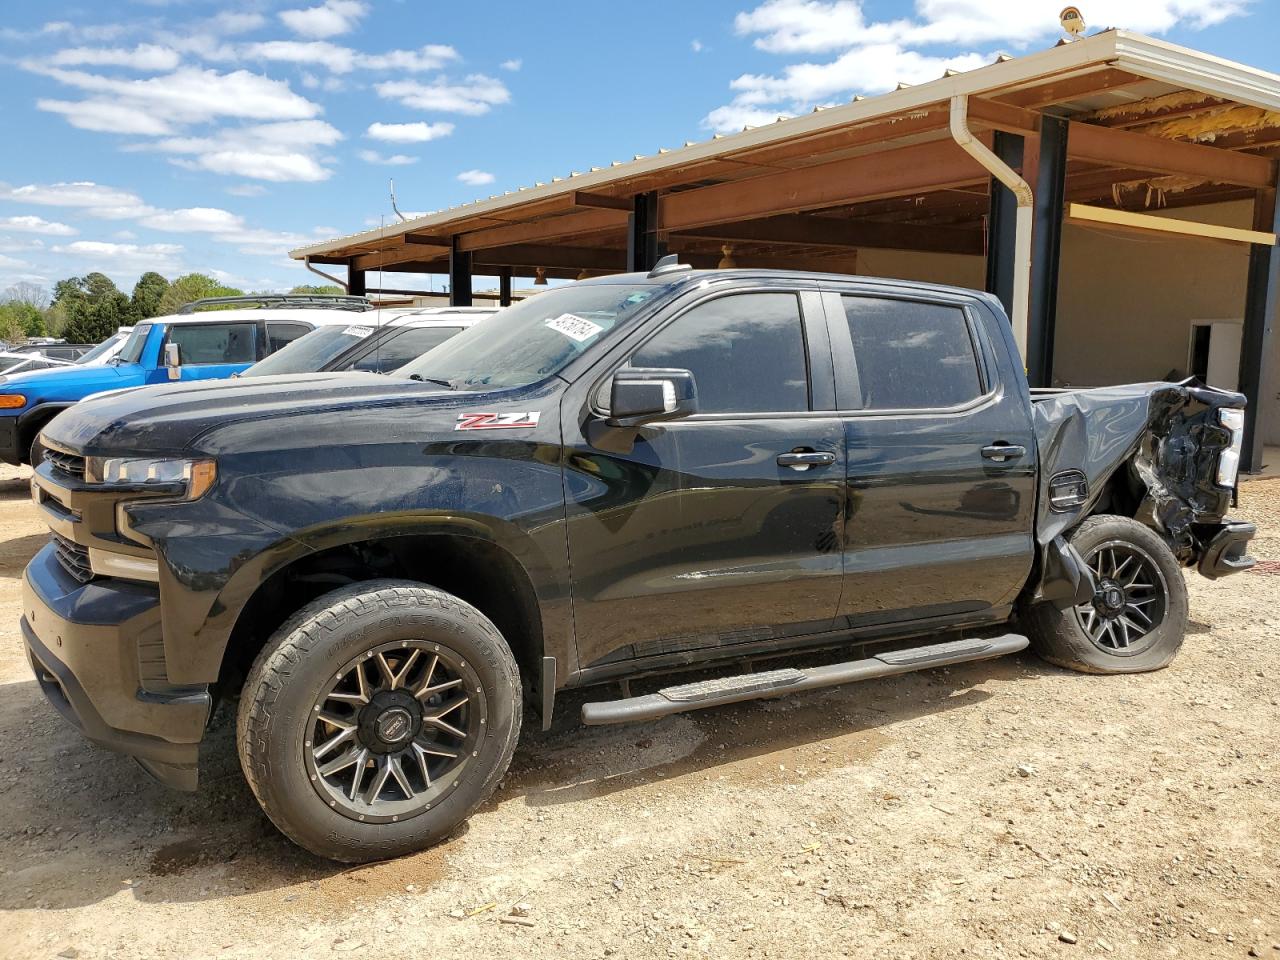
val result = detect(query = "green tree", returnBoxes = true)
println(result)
[289,283,345,295]
[65,291,130,344]
[156,273,244,315]
[130,271,170,320]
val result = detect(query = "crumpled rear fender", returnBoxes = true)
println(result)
[1031,378,1243,564]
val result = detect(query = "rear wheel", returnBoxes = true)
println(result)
[1027,515,1188,674]
[237,579,522,862]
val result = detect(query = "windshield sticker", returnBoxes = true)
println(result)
[342,325,374,337]
[455,412,541,431]
[544,313,603,343]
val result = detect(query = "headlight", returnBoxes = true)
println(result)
[85,456,217,499]
[0,394,27,408]
[1216,407,1245,488]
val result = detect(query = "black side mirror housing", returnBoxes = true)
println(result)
[608,367,698,428]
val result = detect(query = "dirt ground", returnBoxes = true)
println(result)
[0,463,1277,960]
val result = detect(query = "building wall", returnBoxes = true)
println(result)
[855,200,1279,448]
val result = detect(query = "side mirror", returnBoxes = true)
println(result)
[164,342,181,380]
[608,367,698,428]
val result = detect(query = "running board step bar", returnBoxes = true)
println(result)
[580,634,1029,725]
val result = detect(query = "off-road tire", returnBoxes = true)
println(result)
[237,579,522,863]
[1027,514,1188,674]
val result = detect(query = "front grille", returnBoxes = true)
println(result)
[44,448,86,480]
[51,532,94,584]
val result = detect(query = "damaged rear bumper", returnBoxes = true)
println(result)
[1196,520,1256,579]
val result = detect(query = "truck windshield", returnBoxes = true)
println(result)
[395,284,658,390]
[76,331,126,365]
[111,324,152,365]
[244,324,374,377]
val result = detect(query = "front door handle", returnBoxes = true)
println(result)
[981,443,1026,462]
[777,451,836,470]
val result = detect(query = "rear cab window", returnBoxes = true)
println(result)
[836,295,984,410]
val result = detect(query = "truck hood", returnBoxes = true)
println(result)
[41,372,458,455]
[0,362,132,393]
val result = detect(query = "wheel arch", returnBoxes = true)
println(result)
[209,521,553,702]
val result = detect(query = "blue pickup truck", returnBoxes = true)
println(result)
[0,296,373,466]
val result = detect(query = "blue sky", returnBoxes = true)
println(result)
[0,0,1273,299]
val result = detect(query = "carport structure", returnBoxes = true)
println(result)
[291,30,1280,471]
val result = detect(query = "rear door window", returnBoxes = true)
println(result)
[838,296,983,410]
[168,322,258,365]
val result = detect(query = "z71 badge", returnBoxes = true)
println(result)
[455,412,541,431]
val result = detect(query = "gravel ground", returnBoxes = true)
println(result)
[0,463,1277,960]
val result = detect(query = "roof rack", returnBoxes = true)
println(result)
[177,294,372,314]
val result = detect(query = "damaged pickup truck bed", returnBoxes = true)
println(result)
[23,260,1255,862]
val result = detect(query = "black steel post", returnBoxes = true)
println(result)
[449,236,473,307]
[1027,116,1069,389]
[347,263,367,297]
[1239,188,1280,474]
[984,131,1023,320]
[498,267,512,306]
[627,192,665,273]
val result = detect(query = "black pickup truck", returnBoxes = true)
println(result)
[23,258,1255,862]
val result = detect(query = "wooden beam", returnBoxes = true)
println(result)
[1068,121,1275,189]
[472,244,628,271]
[457,207,628,252]
[660,139,989,232]
[966,97,1041,136]
[1066,203,1278,246]
[572,190,633,211]
[998,68,1144,109]
[674,213,983,255]
[403,234,451,246]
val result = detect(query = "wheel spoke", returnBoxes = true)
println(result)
[425,715,467,739]
[313,726,355,760]
[418,677,463,701]
[1115,617,1131,648]
[413,655,440,698]
[388,649,420,690]
[374,652,397,687]
[318,747,362,777]
[326,691,367,705]
[414,739,459,760]
[411,743,434,786]
[347,748,369,801]
[388,756,415,799]
[1118,613,1147,639]
[364,756,393,805]
[317,710,355,730]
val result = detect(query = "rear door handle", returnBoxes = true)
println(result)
[777,451,836,470]
[981,443,1026,462]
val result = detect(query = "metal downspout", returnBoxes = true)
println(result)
[304,256,350,293]
[950,95,1033,361]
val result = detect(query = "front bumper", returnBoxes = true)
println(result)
[22,543,211,789]
[1196,520,1256,580]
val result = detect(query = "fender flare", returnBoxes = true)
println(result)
[182,513,563,685]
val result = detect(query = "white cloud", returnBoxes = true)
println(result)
[500,58,522,71]
[30,66,322,136]
[457,169,496,186]
[209,12,267,35]
[244,40,458,74]
[133,119,344,183]
[359,149,418,166]
[0,181,153,219]
[360,45,459,72]
[0,215,77,236]
[245,40,359,72]
[113,230,137,240]
[48,44,182,71]
[691,40,705,53]
[707,0,1250,132]
[51,240,184,272]
[140,207,245,233]
[0,254,32,270]
[279,0,369,39]
[376,75,511,115]
[366,121,454,143]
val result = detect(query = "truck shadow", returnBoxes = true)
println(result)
[0,653,1045,913]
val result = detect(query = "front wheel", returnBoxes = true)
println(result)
[1026,515,1188,674]
[237,579,522,862]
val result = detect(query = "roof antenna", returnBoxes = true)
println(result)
[390,178,408,223]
